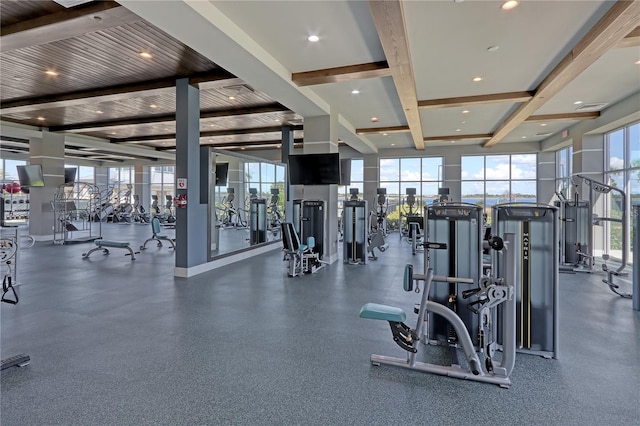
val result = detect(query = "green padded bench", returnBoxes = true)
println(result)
[359,303,406,323]
[82,239,139,260]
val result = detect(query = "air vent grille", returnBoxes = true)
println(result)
[576,103,608,112]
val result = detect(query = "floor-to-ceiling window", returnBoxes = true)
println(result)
[108,166,135,205]
[379,156,443,229]
[555,146,573,198]
[461,154,537,221]
[1,159,28,221]
[149,166,175,210]
[245,162,286,211]
[604,121,639,257]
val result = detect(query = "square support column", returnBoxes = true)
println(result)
[302,114,339,264]
[537,152,556,205]
[363,154,379,207]
[28,131,65,239]
[174,78,208,275]
[134,163,150,213]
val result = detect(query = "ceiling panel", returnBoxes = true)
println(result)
[405,1,610,99]
[0,0,66,26]
[211,0,384,73]
[0,21,219,100]
[420,103,516,137]
[311,76,405,129]
[534,46,640,115]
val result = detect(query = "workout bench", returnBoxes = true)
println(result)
[82,239,139,260]
[140,217,176,250]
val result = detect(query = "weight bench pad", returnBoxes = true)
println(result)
[359,303,406,323]
[95,240,130,248]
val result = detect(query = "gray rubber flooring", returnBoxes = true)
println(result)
[1,223,638,425]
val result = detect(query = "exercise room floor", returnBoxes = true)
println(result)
[1,223,638,425]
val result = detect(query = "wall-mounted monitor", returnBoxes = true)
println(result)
[64,167,77,184]
[16,165,45,187]
[340,158,351,186]
[215,163,229,186]
[288,153,340,185]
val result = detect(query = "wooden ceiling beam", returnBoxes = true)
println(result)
[616,25,640,48]
[525,112,600,122]
[49,103,289,132]
[156,138,305,151]
[355,125,409,135]
[424,134,492,142]
[418,91,534,110]
[0,70,235,115]
[291,61,391,86]
[484,0,640,148]
[0,2,143,52]
[369,0,424,150]
[113,124,303,143]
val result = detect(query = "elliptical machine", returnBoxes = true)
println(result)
[367,188,389,260]
[400,188,423,255]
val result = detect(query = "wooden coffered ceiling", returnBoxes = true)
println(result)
[1,0,639,163]
[0,0,304,162]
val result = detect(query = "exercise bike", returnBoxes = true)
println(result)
[359,234,516,387]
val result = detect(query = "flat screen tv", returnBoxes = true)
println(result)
[215,163,229,186]
[288,153,340,185]
[16,165,45,187]
[64,167,77,184]
[340,159,351,186]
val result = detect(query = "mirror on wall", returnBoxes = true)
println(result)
[207,149,286,260]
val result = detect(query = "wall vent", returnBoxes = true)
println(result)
[576,102,608,112]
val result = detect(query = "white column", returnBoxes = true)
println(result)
[28,131,64,239]
[303,114,339,264]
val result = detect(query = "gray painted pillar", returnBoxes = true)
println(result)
[442,151,461,202]
[303,114,339,264]
[28,131,64,239]
[363,154,379,208]
[175,78,208,271]
[537,152,556,205]
[134,163,150,213]
[281,126,294,223]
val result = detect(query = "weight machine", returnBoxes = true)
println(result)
[572,175,630,299]
[359,234,516,387]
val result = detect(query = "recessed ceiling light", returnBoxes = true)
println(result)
[110,132,117,135]
[37,116,45,121]
[209,124,215,127]
[45,70,59,76]
[636,60,640,65]
[277,145,282,148]
[472,76,483,82]
[228,96,235,100]
[95,110,103,114]
[391,143,396,147]
[371,117,379,122]
[573,101,583,105]
[501,0,519,10]
[450,141,455,144]
[150,104,158,108]
[487,45,499,52]
[521,136,527,139]
[13,76,22,81]
[139,51,152,59]
[540,123,547,127]
[462,110,470,114]
[460,121,466,124]
[308,35,319,42]
[456,129,461,132]
[240,147,246,150]
[382,133,388,136]
[351,89,360,95]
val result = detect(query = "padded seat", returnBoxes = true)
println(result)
[359,303,406,323]
[95,240,130,248]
